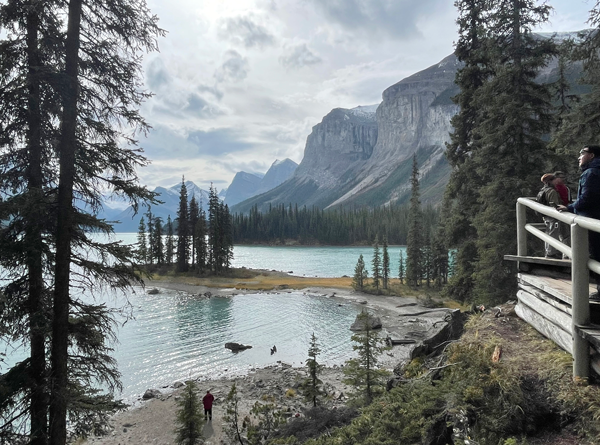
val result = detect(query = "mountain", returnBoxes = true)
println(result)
[232,34,585,214]
[106,181,210,233]
[231,55,459,215]
[224,158,298,206]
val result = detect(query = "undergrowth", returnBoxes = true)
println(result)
[278,309,600,445]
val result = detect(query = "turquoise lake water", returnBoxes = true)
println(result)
[2,235,407,402]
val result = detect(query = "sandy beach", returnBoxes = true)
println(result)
[82,275,454,445]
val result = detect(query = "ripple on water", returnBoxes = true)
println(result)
[111,288,362,402]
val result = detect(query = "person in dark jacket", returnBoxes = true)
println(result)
[203,390,215,420]
[558,145,600,299]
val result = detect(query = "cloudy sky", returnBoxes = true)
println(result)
[138,0,594,192]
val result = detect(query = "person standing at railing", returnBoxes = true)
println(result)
[553,171,571,258]
[557,145,600,300]
[539,173,563,259]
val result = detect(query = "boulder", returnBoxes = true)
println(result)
[350,313,382,331]
[225,342,253,352]
[147,288,160,295]
[142,389,161,399]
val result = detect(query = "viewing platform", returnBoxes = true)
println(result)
[505,198,600,380]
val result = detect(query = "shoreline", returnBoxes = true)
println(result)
[85,272,455,445]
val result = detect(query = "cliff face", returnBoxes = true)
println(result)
[295,106,378,189]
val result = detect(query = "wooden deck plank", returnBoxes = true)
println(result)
[505,254,571,268]
[576,326,600,352]
[518,273,600,306]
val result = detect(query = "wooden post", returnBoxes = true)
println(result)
[517,201,527,256]
[571,223,590,381]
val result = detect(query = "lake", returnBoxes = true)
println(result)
[2,235,407,403]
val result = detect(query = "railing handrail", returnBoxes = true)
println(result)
[515,197,598,381]
[517,197,600,233]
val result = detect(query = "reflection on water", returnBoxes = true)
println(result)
[111,288,362,402]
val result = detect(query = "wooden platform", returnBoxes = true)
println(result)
[516,272,600,370]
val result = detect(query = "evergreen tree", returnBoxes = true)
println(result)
[551,7,600,155]
[443,0,490,303]
[398,251,405,284]
[176,178,190,272]
[343,311,389,405]
[382,236,390,290]
[470,0,556,304]
[422,230,432,288]
[137,217,148,265]
[166,215,175,266]
[224,383,246,445]
[151,217,164,265]
[174,381,204,445]
[302,333,324,407]
[145,206,154,264]
[371,235,381,291]
[188,195,199,267]
[406,155,423,287]
[352,255,368,291]
[195,206,208,272]
[208,184,219,271]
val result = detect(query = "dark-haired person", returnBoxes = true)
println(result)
[553,171,571,258]
[558,145,600,300]
[539,173,562,259]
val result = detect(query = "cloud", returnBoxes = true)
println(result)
[217,15,276,49]
[146,57,171,91]
[214,50,250,83]
[279,43,322,69]
[307,0,449,41]
[184,93,226,119]
[187,128,254,156]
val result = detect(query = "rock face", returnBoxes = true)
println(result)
[350,313,383,331]
[231,58,460,214]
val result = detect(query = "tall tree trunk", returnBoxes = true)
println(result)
[26,4,48,444]
[49,0,82,443]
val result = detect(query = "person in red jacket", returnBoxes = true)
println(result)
[202,390,215,421]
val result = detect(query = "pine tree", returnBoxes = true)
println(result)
[302,333,324,407]
[152,217,164,265]
[343,311,389,405]
[382,236,390,290]
[352,255,368,291]
[146,206,155,264]
[406,155,423,287]
[422,230,432,288]
[176,178,190,272]
[166,215,175,266]
[174,381,204,445]
[208,184,220,271]
[137,217,148,264]
[224,383,246,445]
[195,206,208,272]
[442,0,490,303]
[398,251,405,284]
[371,235,381,291]
[188,195,199,267]
[470,0,556,304]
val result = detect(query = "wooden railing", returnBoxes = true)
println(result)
[516,197,600,379]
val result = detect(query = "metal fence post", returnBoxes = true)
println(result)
[516,201,527,256]
[571,223,590,381]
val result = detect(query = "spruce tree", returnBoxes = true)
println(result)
[166,215,175,266]
[398,251,405,284]
[302,333,324,407]
[174,381,204,445]
[145,206,154,264]
[343,311,389,405]
[470,0,555,304]
[443,0,490,303]
[371,235,381,291]
[176,178,190,272]
[224,383,246,445]
[382,236,390,290]
[188,195,199,267]
[352,254,368,291]
[406,155,423,287]
[137,217,148,264]
[195,206,208,272]
[208,184,220,271]
[152,217,164,266]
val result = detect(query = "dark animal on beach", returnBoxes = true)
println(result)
[270,345,277,355]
